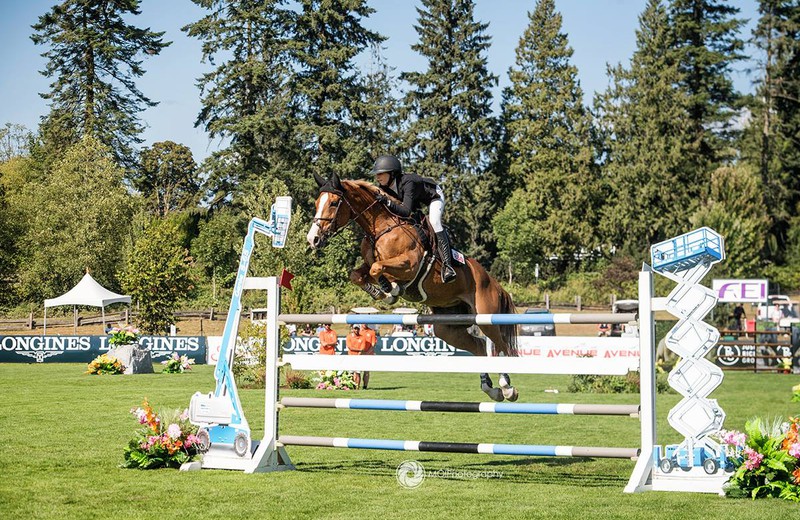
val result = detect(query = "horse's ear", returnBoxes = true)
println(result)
[331,172,342,189]
[313,172,325,187]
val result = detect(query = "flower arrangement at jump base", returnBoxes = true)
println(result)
[313,370,357,390]
[718,417,800,501]
[86,353,125,375]
[791,383,800,402]
[108,324,140,346]
[161,353,194,373]
[122,399,200,469]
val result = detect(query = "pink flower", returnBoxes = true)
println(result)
[185,434,198,447]
[743,447,764,470]
[719,429,746,447]
[131,407,148,424]
[789,443,800,458]
[167,423,182,440]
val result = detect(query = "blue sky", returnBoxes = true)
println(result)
[0,0,759,163]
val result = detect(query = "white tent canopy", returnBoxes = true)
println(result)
[43,273,131,334]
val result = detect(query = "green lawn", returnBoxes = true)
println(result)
[0,363,798,519]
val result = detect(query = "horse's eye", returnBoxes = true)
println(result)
[330,200,340,207]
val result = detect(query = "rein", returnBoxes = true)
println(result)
[314,187,421,250]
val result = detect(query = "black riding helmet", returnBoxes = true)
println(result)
[371,155,402,175]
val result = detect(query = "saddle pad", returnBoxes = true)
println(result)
[451,249,466,265]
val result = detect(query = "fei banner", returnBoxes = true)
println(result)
[0,335,207,364]
[712,279,769,303]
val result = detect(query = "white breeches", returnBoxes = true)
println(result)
[429,186,445,233]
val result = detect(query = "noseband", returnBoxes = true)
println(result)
[313,188,382,243]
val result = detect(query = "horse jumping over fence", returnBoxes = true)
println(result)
[307,172,519,401]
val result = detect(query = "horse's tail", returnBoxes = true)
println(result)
[498,288,518,357]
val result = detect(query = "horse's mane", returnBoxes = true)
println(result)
[341,179,399,204]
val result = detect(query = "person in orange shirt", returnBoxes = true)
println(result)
[360,324,377,389]
[318,324,338,355]
[346,325,368,388]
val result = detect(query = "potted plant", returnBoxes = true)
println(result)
[108,324,140,346]
[779,357,793,374]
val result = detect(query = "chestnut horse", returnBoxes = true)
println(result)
[307,172,519,402]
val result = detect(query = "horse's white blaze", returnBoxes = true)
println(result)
[306,192,330,247]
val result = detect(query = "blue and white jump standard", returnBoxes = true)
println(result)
[229,268,661,495]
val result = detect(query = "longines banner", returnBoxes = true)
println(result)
[207,335,641,368]
[284,336,472,357]
[0,335,207,364]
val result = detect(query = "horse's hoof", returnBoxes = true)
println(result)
[502,386,519,402]
[389,283,401,297]
[482,384,504,402]
[385,295,398,305]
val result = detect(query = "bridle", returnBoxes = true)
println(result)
[313,185,420,249]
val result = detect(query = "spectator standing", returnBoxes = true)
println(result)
[733,304,746,332]
[346,325,368,388]
[318,323,338,355]
[360,324,377,389]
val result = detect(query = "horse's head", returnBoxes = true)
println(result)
[307,172,352,249]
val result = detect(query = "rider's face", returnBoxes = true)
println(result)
[376,172,390,186]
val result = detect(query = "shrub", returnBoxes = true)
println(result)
[284,370,312,389]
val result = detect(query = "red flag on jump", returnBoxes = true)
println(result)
[279,269,295,290]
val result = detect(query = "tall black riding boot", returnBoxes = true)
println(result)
[435,231,457,283]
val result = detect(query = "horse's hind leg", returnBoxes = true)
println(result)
[477,325,519,402]
[499,374,518,402]
[433,323,504,402]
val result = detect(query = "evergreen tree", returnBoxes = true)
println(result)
[183,0,297,205]
[668,0,745,169]
[691,164,770,278]
[741,0,800,262]
[400,0,498,257]
[31,0,170,168]
[595,0,695,257]
[289,0,384,201]
[351,45,401,167]
[499,0,598,274]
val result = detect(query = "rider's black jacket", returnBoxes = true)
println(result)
[381,173,441,218]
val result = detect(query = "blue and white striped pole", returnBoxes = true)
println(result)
[280,398,639,416]
[278,435,639,459]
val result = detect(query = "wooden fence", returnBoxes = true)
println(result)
[0,294,626,331]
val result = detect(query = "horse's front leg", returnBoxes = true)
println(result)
[369,252,419,295]
[350,263,386,301]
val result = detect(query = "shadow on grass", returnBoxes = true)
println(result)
[293,457,628,487]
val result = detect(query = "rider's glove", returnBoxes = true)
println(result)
[376,193,388,204]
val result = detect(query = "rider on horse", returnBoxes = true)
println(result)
[370,155,457,284]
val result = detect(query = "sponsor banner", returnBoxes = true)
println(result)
[285,335,470,356]
[0,335,206,364]
[204,335,641,367]
[712,279,768,303]
[715,340,797,369]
